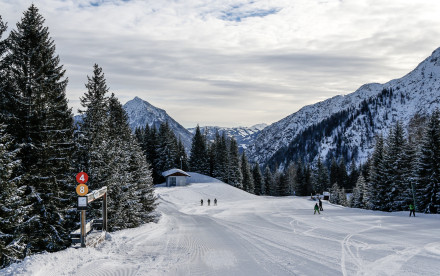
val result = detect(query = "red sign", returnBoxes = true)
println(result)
[76,172,89,184]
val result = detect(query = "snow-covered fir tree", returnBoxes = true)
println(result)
[4,5,75,257]
[350,175,366,208]
[277,171,290,196]
[329,182,341,205]
[252,163,263,195]
[240,152,254,194]
[285,162,297,196]
[263,166,275,196]
[228,138,242,188]
[0,122,21,267]
[383,122,407,211]
[176,138,188,171]
[313,157,329,194]
[415,110,440,213]
[367,135,385,210]
[339,187,348,207]
[155,121,179,176]
[212,132,229,183]
[106,94,157,230]
[294,161,308,196]
[77,64,111,190]
[189,125,210,175]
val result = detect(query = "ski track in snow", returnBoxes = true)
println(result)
[2,181,440,276]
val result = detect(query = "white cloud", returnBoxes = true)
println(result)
[2,0,440,127]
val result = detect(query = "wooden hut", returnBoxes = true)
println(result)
[162,169,191,187]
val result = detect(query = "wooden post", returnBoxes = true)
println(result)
[102,192,107,232]
[80,210,86,248]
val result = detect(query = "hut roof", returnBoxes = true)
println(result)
[162,168,191,178]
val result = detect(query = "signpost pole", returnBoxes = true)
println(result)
[102,192,107,232]
[80,210,86,248]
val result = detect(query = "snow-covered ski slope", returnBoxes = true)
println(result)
[3,175,440,276]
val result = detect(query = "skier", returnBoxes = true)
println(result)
[214,198,217,206]
[314,203,320,215]
[319,198,323,211]
[201,199,203,206]
[208,199,211,206]
[409,203,415,217]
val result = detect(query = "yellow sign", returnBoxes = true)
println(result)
[76,184,88,196]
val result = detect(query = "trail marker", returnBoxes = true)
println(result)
[76,172,89,184]
[76,184,88,196]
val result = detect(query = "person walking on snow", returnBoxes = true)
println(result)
[314,203,320,214]
[208,199,211,206]
[319,198,323,211]
[214,198,217,206]
[409,203,415,217]
[200,199,203,206]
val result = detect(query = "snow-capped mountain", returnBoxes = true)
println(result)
[187,124,267,151]
[123,97,193,151]
[247,47,440,168]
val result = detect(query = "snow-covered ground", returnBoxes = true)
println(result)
[3,175,440,276]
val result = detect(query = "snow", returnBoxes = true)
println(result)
[2,179,440,276]
[161,168,191,177]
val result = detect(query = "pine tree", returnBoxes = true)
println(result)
[5,5,75,256]
[0,123,21,267]
[351,175,366,208]
[228,138,242,187]
[263,166,275,196]
[313,157,329,194]
[285,162,297,196]
[155,121,178,177]
[106,94,157,230]
[304,165,314,196]
[330,158,338,186]
[337,159,348,190]
[401,139,417,211]
[144,125,161,183]
[383,122,406,211]
[189,125,209,175]
[240,152,254,193]
[416,110,440,213]
[126,143,157,223]
[367,135,385,210]
[176,137,188,171]
[329,182,341,205]
[252,163,263,195]
[348,160,359,190]
[212,132,229,182]
[339,187,348,207]
[277,171,290,196]
[77,64,111,190]
[294,160,308,196]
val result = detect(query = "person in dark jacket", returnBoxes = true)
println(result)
[208,199,211,206]
[214,198,217,206]
[409,204,415,217]
[200,199,203,206]
[314,203,320,214]
[319,198,323,211]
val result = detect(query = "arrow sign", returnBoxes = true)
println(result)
[76,172,89,184]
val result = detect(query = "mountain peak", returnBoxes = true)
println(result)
[123,97,193,152]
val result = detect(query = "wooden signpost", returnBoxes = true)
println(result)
[72,172,108,248]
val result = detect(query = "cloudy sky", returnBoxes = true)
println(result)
[2,0,440,127]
